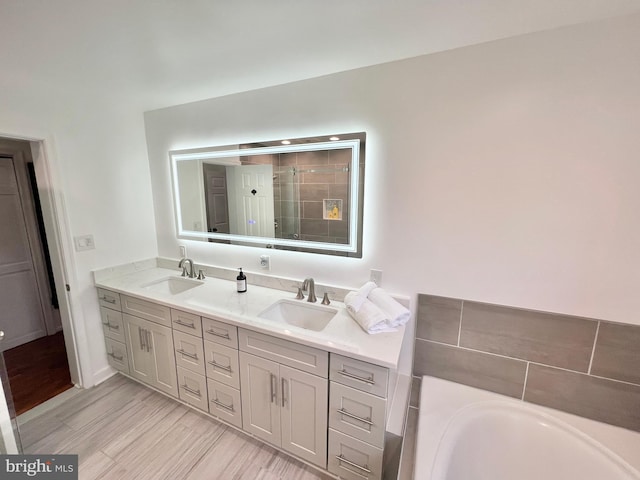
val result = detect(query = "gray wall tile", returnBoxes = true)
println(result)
[416,295,462,345]
[460,302,597,372]
[524,364,640,431]
[591,322,640,385]
[297,150,328,166]
[414,339,527,398]
[410,376,421,408]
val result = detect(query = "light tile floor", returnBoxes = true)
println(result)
[18,375,331,480]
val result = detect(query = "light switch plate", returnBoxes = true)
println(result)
[180,245,187,257]
[74,234,95,251]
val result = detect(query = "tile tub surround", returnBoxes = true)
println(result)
[413,294,640,432]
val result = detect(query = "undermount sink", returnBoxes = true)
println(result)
[258,299,338,332]
[141,276,204,295]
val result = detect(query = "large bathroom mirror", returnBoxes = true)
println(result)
[170,132,365,257]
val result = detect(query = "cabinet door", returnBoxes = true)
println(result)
[123,314,154,384]
[147,322,178,397]
[280,365,328,468]
[239,352,281,446]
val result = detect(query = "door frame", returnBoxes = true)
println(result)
[0,142,58,343]
[0,133,88,388]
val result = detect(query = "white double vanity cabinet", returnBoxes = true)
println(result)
[96,266,407,480]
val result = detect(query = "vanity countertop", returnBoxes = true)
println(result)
[94,267,406,369]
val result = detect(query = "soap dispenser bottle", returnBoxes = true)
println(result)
[237,268,247,293]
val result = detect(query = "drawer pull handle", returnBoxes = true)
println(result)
[181,384,201,397]
[335,455,372,474]
[212,398,235,412]
[337,408,374,425]
[207,360,232,373]
[177,349,199,360]
[337,369,376,385]
[102,322,120,330]
[205,329,230,340]
[101,296,117,304]
[175,319,196,329]
[107,352,124,361]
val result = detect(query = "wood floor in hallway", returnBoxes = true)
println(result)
[18,374,331,480]
[4,331,73,415]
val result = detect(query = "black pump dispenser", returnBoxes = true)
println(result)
[237,268,247,293]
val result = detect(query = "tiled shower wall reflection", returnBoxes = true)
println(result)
[411,294,640,432]
[274,149,351,244]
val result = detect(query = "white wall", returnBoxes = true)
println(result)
[0,85,158,385]
[145,13,640,331]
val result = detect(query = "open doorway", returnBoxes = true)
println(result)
[0,138,73,415]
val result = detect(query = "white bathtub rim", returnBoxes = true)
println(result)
[415,376,640,480]
[431,401,640,479]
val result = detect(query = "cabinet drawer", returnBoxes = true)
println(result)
[330,354,388,398]
[327,429,383,480]
[329,382,386,448]
[207,380,242,429]
[177,366,208,411]
[204,340,240,389]
[239,328,328,377]
[173,330,205,375]
[105,337,129,374]
[98,288,121,310]
[101,306,125,343]
[171,309,202,337]
[122,295,171,327]
[203,317,238,348]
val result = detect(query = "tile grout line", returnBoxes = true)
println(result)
[416,337,528,364]
[527,361,640,388]
[457,300,464,346]
[521,362,530,401]
[587,320,601,375]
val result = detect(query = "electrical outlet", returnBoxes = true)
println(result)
[260,255,270,270]
[179,245,187,258]
[370,269,383,286]
[74,234,95,251]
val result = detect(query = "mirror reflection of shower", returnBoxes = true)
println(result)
[170,132,365,257]
[273,166,300,240]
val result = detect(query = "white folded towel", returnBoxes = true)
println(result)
[344,291,397,334]
[346,281,378,313]
[368,287,411,327]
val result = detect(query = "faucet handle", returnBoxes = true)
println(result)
[181,266,188,277]
[197,269,206,280]
[321,292,332,305]
[295,287,305,300]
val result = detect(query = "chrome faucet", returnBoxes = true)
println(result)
[178,258,196,278]
[302,278,317,303]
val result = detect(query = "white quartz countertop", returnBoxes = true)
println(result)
[94,267,406,369]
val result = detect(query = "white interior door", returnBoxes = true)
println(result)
[228,165,275,237]
[0,157,47,351]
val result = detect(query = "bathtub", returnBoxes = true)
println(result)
[414,376,640,480]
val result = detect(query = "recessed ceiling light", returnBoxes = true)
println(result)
[329,136,340,141]
[281,140,291,145]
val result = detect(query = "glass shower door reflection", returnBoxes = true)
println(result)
[0,331,21,453]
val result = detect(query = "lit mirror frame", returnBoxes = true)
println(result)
[169,133,365,257]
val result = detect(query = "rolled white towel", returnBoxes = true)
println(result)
[344,281,379,313]
[344,292,396,334]
[358,281,378,298]
[368,287,411,327]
